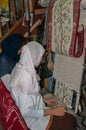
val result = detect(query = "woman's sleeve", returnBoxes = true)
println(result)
[18,93,44,118]
[13,72,44,119]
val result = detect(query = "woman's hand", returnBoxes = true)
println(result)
[44,107,66,117]
[51,107,66,116]
[47,61,54,70]
[43,98,57,106]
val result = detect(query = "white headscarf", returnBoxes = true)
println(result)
[10,41,45,94]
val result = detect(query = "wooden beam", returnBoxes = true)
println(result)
[0,18,23,44]
[34,8,46,15]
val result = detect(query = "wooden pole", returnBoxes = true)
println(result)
[0,18,22,44]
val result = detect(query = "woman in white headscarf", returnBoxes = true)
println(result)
[9,41,76,130]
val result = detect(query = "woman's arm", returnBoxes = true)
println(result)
[15,91,66,118]
[14,92,44,118]
[43,98,66,117]
[43,98,57,106]
[44,107,66,117]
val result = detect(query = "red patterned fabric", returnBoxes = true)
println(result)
[0,79,29,130]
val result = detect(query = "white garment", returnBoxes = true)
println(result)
[10,41,45,94]
[1,74,11,91]
[9,41,50,129]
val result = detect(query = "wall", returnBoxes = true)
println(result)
[0,0,9,17]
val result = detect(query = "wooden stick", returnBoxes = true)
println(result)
[30,19,42,32]
[24,19,42,37]
[34,8,46,15]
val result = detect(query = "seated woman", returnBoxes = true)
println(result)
[2,41,77,130]
[0,33,26,78]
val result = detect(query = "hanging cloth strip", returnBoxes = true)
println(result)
[69,0,84,57]
[72,24,84,58]
[46,0,84,58]
[46,0,55,50]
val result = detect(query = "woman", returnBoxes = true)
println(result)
[0,33,25,78]
[9,41,76,130]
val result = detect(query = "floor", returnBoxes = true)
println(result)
[0,116,86,130]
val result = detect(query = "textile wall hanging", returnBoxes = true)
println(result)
[81,0,86,9]
[46,0,84,58]
[38,0,50,7]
